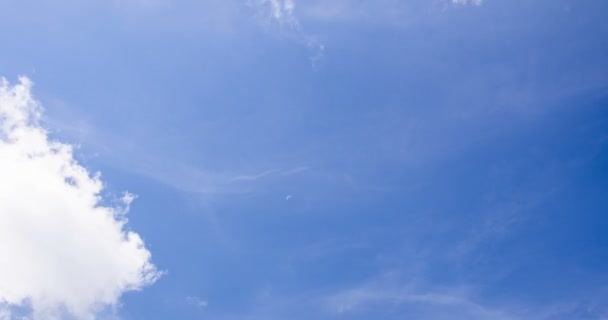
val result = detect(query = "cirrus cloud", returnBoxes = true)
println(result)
[453,0,483,5]
[0,77,160,319]
[248,0,325,66]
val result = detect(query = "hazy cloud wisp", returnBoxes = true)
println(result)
[452,0,483,5]
[249,0,325,66]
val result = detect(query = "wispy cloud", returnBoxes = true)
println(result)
[0,77,160,319]
[186,296,209,309]
[323,274,608,320]
[324,278,514,320]
[229,167,310,182]
[254,0,298,26]
[229,169,282,182]
[0,307,10,320]
[452,0,483,5]
[248,0,325,66]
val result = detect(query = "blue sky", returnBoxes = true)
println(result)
[0,0,607,319]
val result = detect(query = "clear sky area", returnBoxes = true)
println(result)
[1,0,607,319]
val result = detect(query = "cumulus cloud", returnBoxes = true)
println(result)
[0,77,160,319]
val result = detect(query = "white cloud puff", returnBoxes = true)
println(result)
[0,77,160,319]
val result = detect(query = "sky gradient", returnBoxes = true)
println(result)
[1,0,607,319]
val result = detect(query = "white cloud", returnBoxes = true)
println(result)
[252,0,298,25]
[0,77,160,319]
[327,286,511,319]
[229,166,310,182]
[323,274,608,320]
[323,273,517,320]
[229,169,282,182]
[186,296,208,309]
[453,0,483,5]
[249,0,325,66]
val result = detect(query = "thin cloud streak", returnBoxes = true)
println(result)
[230,166,310,182]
